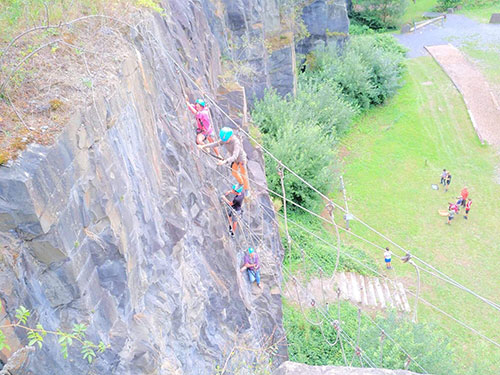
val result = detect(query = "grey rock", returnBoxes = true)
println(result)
[273,362,425,375]
[0,2,288,374]
[490,13,500,24]
[296,0,349,56]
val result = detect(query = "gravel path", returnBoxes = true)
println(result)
[425,44,500,148]
[394,14,500,58]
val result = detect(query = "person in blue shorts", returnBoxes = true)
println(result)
[241,247,261,288]
[384,247,392,270]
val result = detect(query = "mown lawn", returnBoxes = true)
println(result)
[336,57,500,374]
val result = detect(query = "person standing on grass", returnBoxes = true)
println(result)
[445,173,452,192]
[241,247,261,289]
[460,186,469,207]
[440,169,448,186]
[447,202,459,224]
[464,199,472,220]
[384,247,392,270]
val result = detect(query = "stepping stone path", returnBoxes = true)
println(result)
[284,272,411,313]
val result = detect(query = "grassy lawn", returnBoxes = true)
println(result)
[401,0,438,25]
[458,3,500,23]
[336,57,500,374]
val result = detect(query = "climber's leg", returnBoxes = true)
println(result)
[206,135,220,157]
[239,163,250,191]
[231,162,245,186]
[247,269,256,283]
[254,270,261,286]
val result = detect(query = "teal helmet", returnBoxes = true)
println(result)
[232,184,243,193]
[248,247,255,254]
[195,98,206,107]
[220,127,233,142]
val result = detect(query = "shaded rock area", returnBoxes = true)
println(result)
[0,1,288,374]
[296,0,350,56]
[273,362,424,375]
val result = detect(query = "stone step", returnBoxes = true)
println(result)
[391,281,403,311]
[366,278,377,307]
[349,272,361,303]
[397,282,412,312]
[359,275,368,306]
[337,272,349,300]
[374,278,386,309]
[383,281,394,309]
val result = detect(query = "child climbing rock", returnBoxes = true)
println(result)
[221,184,245,237]
[200,127,251,197]
[241,247,261,289]
[185,95,220,157]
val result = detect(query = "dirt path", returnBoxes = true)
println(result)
[425,44,500,149]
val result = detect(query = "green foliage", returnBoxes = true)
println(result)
[0,304,106,364]
[253,35,405,209]
[350,0,409,30]
[0,329,11,351]
[304,36,405,110]
[82,341,97,363]
[284,210,378,277]
[349,20,376,35]
[15,305,30,324]
[436,0,461,10]
[264,120,336,208]
[284,301,460,373]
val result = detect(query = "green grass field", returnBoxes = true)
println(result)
[459,3,500,23]
[401,0,439,25]
[335,57,500,373]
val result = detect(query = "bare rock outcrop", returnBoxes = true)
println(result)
[273,362,425,375]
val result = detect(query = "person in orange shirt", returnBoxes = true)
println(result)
[460,187,469,208]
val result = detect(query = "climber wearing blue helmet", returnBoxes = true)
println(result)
[201,127,250,197]
[185,94,220,157]
[221,183,245,237]
[240,247,261,289]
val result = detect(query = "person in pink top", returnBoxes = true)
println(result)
[185,95,220,157]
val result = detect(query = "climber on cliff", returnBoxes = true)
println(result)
[240,247,261,289]
[185,95,220,158]
[200,127,251,197]
[221,183,245,237]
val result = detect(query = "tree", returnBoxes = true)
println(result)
[351,0,409,29]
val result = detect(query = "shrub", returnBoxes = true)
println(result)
[264,120,336,208]
[284,301,460,374]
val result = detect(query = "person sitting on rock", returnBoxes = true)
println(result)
[185,95,220,157]
[200,127,250,197]
[221,184,245,236]
[240,247,261,289]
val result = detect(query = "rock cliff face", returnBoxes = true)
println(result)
[296,0,350,56]
[0,1,350,374]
